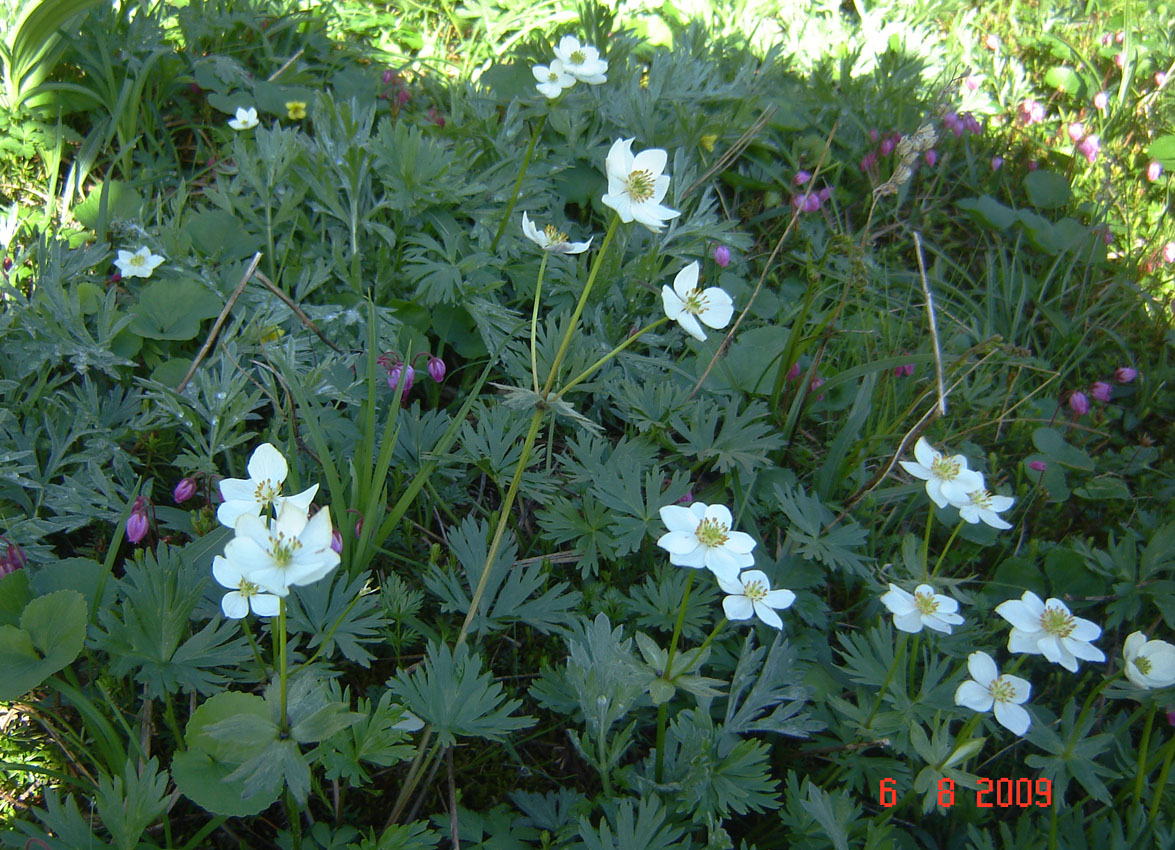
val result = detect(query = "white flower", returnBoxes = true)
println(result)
[600,138,681,232]
[552,35,607,84]
[211,554,280,618]
[879,583,965,634]
[660,261,734,341]
[0,204,18,249]
[223,501,340,596]
[1123,632,1175,689]
[657,501,756,582]
[114,246,164,279]
[943,485,1015,529]
[716,569,795,629]
[995,590,1105,672]
[217,442,319,528]
[532,59,576,98]
[954,651,1032,736]
[898,436,985,509]
[521,212,592,254]
[228,106,259,130]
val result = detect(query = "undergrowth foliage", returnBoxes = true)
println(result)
[1,0,1175,848]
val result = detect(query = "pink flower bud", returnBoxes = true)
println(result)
[397,90,411,106]
[1068,391,1090,416]
[869,128,880,143]
[1100,33,1113,46]
[965,75,981,91]
[1115,31,1125,44]
[126,511,149,544]
[1028,460,1047,472]
[1148,161,1163,182]
[173,477,197,503]
[1115,366,1138,383]
[712,245,731,267]
[803,193,821,212]
[991,156,1004,171]
[924,149,937,167]
[1077,134,1100,164]
[1167,707,1175,726]
[1027,160,1039,171]
[383,69,396,84]
[810,376,825,400]
[984,33,1000,50]
[786,362,801,382]
[427,355,446,383]
[880,136,896,157]
[388,364,415,395]
[860,151,878,172]
[963,114,982,135]
[892,363,915,377]
[0,537,26,576]
[1114,52,1125,68]
[1090,381,1112,402]
[1093,91,1109,111]
[1067,122,1085,142]
[1017,100,1045,125]
[818,187,831,203]
[330,528,343,554]
[675,489,694,505]
[1165,242,1175,264]
[1157,72,1168,88]
[427,106,444,127]
[793,170,812,186]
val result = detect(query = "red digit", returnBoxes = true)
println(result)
[937,778,955,807]
[1036,778,1051,807]
[1016,778,1032,807]
[880,778,897,807]
[977,778,993,807]
[997,778,1012,807]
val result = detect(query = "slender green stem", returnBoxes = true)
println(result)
[290,590,366,674]
[930,521,965,579]
[385,729,434,828]
[692,616,728,659]
[1133,705,1156,812]
[552,317,671,402]
[655,571,695,782]
[162,696,185,752]
[285,788,302,850]
[865,632,907,729]
[597,723,613,796]
[278,598,289,734]
[530,251,550,393]
[490,113,547,253]
[921,505,934,578]
[242,616,269,678]
[540,214,620,398]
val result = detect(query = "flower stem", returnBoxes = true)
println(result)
[921,505,934,578]
[1133,705,1156,813]
[530,252,550,393]
[490,113,547,254]
[930,520,965,579]
[655,570,695,783]
[865,632,907,730]
[551,317,670,402]
[278,598,289,735]
[539,213,620,398]
[693,616,728,660]
[242,617,269,679]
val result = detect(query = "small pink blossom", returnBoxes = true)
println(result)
[924,150,938,167]
[330,528,342,553]
[0,537,26,576]
[1114,52,1125,69]
[127,511,149,545]
[793,170,812,186]
[818,187,831,203]
[965,75,981,91]
[382,69,396,84]
[963,114,982,135]
[1028,460,1047,472]
[810,376,825,400]
[1115,31,1125,44]
[1100,33,1113,46]
[880,135,897,157]
[892,363,915,378]
[713,245,731,267]
[1067,122,1086,142]
[1093,91,1109,110]
[1090,381,1112,403]
[1027,160,1039,171]
[1017,100,1045,125]
[427,106,445,127]
[1161,241,1175,264]
[387,363,415,395]
[786,362,801,382]
[984,33,1000,50]
[1157,72,1169,88]
[1077,135,1100,164]
[860,151,878,172]
[1068,391,1090,416]
[1148,161,1163,182]
[869,128,880,143]
[1115,367,1138,383]
[173,477,197,503]
[397,90,411,106]
[427,355,447,383]
[991,156,1004,172]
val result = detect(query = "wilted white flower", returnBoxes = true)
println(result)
[1123,632,1175,689]
[600,138,681,232]
[657,501,755,582]
[521,212,591,254]
[660,261,733,341]
[995,590,1105,672]
[552,35,607,84]
[212,554,280,618]
[879,583,965,634]
[532,59,576,98]
[717,569,795,629]
[228,106,259,130]
[114,246,165,279]
[223,501,339,596]
[217,442,319,528]
[954,651,1032,736]
[898,436,985,509]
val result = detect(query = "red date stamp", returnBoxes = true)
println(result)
[879,777,1053,808]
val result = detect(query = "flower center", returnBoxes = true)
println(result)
[914,590,939,615]
[570,49,586,64]
[270,531,302,567]
[1040,604,1076,638]
[695,517,730,548]
[743,578,768,603]
[237,578,262,597]
[1135,655,1153,676]
[683,288,709,316]
[988,676,1017,704]
[543,224,567,245]
[969,489,993,508]
[547,70,560,82]
[625,169,656,203]
[253,478,280,505]
[929,455,961,480]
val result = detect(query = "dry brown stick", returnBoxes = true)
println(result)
[680,105,776,200]
[267,48,305,83]
[177,252,262,393]
[253,269,346,354]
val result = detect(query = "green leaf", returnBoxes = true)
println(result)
[1023,171,1072,209]
[671,398,782,475]
[957,195,1016,229]
[725,632,820,739]
[94,757,170,850]
[1031,427,1094,470]
[577,797,688,850]
[129,279,222,340]
[1043,65,1084,96]
[1074,475,1131,501]
[0,589,86,700]
[72,180,142,229]
[185,691,274,764]
[184,209,262,260]
[1147,135,1175,169]
[0,569,31,627]
[776,485,870,577]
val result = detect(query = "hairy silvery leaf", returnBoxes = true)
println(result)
[491,382,602,434]
[725,632,821,739]
[563,613,647,737]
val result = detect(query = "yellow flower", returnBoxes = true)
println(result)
[286,100,307,120]
[700,134,717,152]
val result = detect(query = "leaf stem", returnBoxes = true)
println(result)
[551,316,670,402]
[490,113,547,254]
[530,251,550,393]
[655,570,695,782]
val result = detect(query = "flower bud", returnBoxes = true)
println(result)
[382,69,396,84]
[924,149,937,167]
[1148,161,1163,182]
[810,376,825,400]
[991,156,1004,172]
[331,528,343,554]
[793,170,812,186]
[0,537,26,576]
[1068,391,1090,416]
[1090,381,1112,403]
[387,364,415,395]
[786,362,801,382]
[1028,460,1047,472]
[126,511,149,544]
[892,363,915,377]
[173,477,197,503]
[1165,242,1175,265]
[427,355,446,383]
[712,245,730,267]
[1115,366,1137,383]
[1067,123,1085,142]
[1093,91,1108,111]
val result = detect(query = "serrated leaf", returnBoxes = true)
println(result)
[94,757,169,850]
[725,633,820,739]
[670,397,782,475]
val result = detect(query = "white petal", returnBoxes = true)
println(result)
[221,592,249,619]
[1123,631,1146,662]
[675,312,707,340]
[723,595,754,620]
[988,494,1015,511]
[698,288,734,329]
[659,504,700,533]
[724,530,756,554]
[924,480,951,509]
[762,589,795,609]
[669,546,708,569]
[714,571,745,596]
[604,138,634,180]
[532,64,552,82]
[993,701,1031,736]
[737,569,770,587]
[212,555,243,589]
[893,611,925,633]
[880,584,915,615]
[996,598,1042,632]
[650,174,671,204]
[250,593,281,618]
[954,681,993,713]
[631,148,667,177]
[705,546,744,577]
[1068,616,1102,642]
[979,509,1012,530]
[278,484,320,515]
[898,459,932,480]
[246,443,288,486]
[1063,637,1105,664]
[912,437,937,467]
[1002,674,1031,703]
[672,262,699,299]
[600,192,634,222]
[704,503,733,529]
[657,530,700,555]
[752,601,783,629]
[1007,628,1043,656]
[967,651,999,686]
[661,285,686,320]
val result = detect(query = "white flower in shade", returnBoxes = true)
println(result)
[995,590,1105,672]
[954,651,1031,736]
[532,59,576,98]
[552,35,607,84]
[879,583,965,634]
[1123,632,1175,689]
[661,261,734,341]
[211,554,280,618]
[716,569,795,629]
[943,485,1015,529]
[217,442,319,528]
[521,212,592,254]
[898,437,985,509]
[114,246,164,279]
[656,501,756,582]
[223,501,339,596]
[228,106,259,130]
[600,138,681,232]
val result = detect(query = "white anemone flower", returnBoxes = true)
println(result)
[217,442,319,528]
[716,569,795,629]
[657,501,756,582]
[223,501,340,596]
[943,484,1015,529]
[1123,632,1175,689]
[600,138,681,232]
[532,59,576,98]
[212,554,280,618]
[954,651,1032,736]
[898,436,985,509]
[879,583,965,634]
[661,261,733,341]
[521,212,592,254]
[228,106,259,130]
[552,35,608,84]
[114,246,165,279]
[995,590,1105,672]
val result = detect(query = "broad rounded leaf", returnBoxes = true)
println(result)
[1147,135,1175,169]
[171,749,280,817]
[1023,171,1072,209]
[1043,66,1084,96]
[184,691,274,764]
[130,280,223,340]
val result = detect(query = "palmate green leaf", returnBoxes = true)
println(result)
[387,641,533,747]
[724,633,821,739]
[561,614,648,738]
[322,690,417,787]
[15,789,95,850]
[576,797,689,850]
[590,463,691,557]
[669,397,782,475]
[535,492,620,578]
[1024,700,1115,805]
[776,484,870,577]
[93,757,169,850]
[349,820,441,850]
[288,569,383,667]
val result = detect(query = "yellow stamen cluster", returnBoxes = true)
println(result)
[270,532,302,567]
[694,517,730,548]
[988,676,1017,703]
[682,288,709,316]
[625,169,655,203]
[930,455,962,480]
[543,224,567,245]
[914,590,939,615]
[743,577,768,602]
[1040,605,1076,638]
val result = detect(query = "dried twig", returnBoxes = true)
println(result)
[178,253,262,393]
[911,231,946,416]
[680,105,776,200]
[253,269,345,354]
